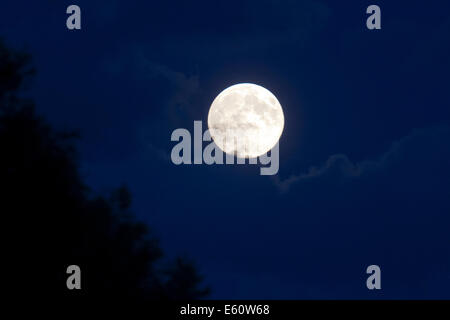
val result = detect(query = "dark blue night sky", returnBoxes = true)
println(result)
[2,0,450,298]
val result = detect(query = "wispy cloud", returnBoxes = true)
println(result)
[273,126,450,193]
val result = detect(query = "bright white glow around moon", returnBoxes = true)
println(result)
[208,83,284,158]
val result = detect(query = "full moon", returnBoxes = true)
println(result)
[207,83,284,158]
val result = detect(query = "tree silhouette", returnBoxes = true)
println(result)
[0,40,209,305]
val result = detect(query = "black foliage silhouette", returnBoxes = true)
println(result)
[0,40,209,304]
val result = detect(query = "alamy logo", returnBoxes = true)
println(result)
[366,265,381,290]
[170,121,279,175]
[66,5,81,30]
[366,5,381,30]
[66,265,81,290]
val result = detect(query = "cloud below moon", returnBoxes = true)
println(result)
[273,125,450,193]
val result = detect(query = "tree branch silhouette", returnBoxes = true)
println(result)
[0,39,209,304]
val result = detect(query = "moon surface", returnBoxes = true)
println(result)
[208,83,284,158]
